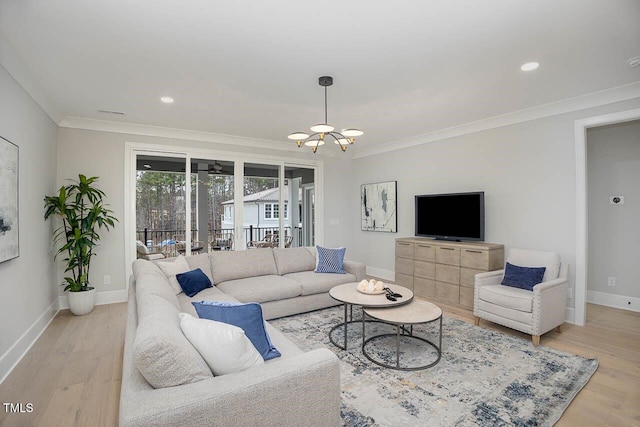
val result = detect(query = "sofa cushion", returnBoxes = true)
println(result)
[273,247,317,275]
[192,301,281,361]
[177,288,237,317]
[133,294,212,388]
[314,246,346,274]
[507,248,560,282]
[176,268,213,297]
[479,284,533,313]
[210,249,278,285]
[185,253,214,283]
[133,259,180,310]
[178,313,263,376]
[477,299,533,326]
[157,255,191,295]
[501,262,546,291]
[217,275,301,304]
[284,271,358,296]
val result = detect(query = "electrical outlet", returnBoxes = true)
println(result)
[103,275,111,285]
[607,277,616,287]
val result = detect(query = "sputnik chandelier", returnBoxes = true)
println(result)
[288,76,363,153]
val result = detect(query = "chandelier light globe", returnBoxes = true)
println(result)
[310,123,334,133]
[341,128,363,137]
[288,132,310,140]
[289,76,363,153]
[304,139,325,148]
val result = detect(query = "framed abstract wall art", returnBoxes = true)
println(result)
[0,136,19,262]
[361,181,397,232]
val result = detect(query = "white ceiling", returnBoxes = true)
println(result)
[1,0,639,154]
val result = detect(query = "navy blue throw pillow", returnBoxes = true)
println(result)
[176,268,212,297]
[192,301,281,361]
[501,262,546,291]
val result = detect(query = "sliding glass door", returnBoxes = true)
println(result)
[191,158,235,252]
[135,154,189,257]
[131,147,319,262]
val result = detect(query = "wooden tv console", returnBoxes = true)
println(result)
[395,238,504,308]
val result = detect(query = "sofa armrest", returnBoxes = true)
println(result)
[120,348,340,427]
[532,276,569,336]
[474,269,504,287]
[343,259,366,281]
[532,276,568,293]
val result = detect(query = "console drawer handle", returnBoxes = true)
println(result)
[398,243,410,246]
[441,247,455,251]
[466,250,482,254]
[418,244,432,248]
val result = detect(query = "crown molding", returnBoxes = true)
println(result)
[353,81,640,159]
[0,33,64,124]
[58,116,351,158]
[60,116,290,151]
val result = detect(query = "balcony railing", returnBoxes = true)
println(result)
[136,225,303,255]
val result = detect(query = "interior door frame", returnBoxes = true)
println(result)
[574,107,640,325]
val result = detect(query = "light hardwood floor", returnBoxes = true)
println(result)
[0,302,638,427]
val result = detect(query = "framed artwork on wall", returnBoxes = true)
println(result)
[361,181,397,232]
[0,136,19,262]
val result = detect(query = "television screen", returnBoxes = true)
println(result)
[415,192,484,241]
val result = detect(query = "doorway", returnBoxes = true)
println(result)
[574,107,640,325]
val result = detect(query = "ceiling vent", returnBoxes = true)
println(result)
[98,109,125,115]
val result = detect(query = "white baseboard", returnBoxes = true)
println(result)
[57,288,128,310]
[0,299,59,384]
[587,290,640,313]
[564,307,576,324]
[366,266,395,282]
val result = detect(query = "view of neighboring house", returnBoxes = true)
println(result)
[222,186,292,231]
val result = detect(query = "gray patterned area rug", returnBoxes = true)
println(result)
[270,306,598,427]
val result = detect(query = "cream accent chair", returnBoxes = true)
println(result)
[135,240,165,261]
[473,248,569,347]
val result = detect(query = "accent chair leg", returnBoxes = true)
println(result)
[532,335,540,347]
[473,317,480,326]
[555,324,562,333]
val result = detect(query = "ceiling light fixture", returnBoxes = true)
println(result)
[520,62,540,71]
[288,76,363,153]
[160,96,174,104]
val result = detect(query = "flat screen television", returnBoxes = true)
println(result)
[415,192,484,241]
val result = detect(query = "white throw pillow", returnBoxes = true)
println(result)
[157,255,190,295]
[178,313,264,376]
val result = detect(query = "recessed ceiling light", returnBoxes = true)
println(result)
[520,62,540,71]
[627,56,640,68]
[160,96,174,104]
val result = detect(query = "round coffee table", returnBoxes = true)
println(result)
[363,299,442,370]
[328,282,413,350]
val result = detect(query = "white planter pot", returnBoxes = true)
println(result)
[67,288,96,316]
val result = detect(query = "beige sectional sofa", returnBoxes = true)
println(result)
[120,246,365,427]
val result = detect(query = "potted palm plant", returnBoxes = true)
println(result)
[44,174,117,315]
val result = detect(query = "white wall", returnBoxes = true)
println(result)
[56,127,353,298]
[586,120,640,307]
[0,65,58,382]
[349,98,640,312]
